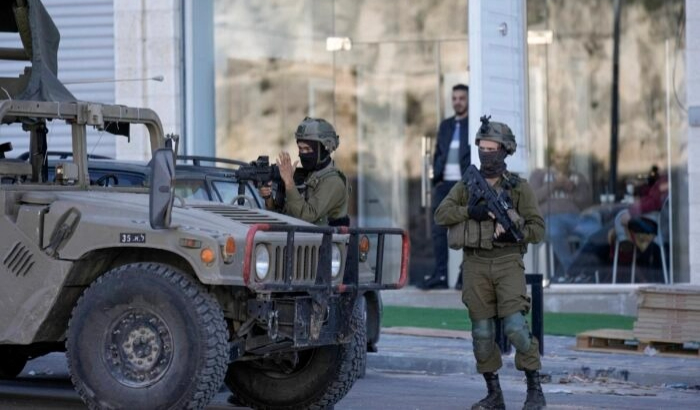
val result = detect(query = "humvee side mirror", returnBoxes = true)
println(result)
[149,148,175,229]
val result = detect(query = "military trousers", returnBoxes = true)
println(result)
[461,249,541,373]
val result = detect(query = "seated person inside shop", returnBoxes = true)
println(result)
[611,165,669,282]
[529,148,597,282]
[566,165,668,283]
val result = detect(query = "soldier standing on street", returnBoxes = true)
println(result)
[260,116,350,227]
[434,116,546,410]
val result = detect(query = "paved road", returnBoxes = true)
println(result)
[0,353,697,409]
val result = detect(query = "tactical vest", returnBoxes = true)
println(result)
[449,172,523,251]
[297,166,347,200]
[297,165,349,226]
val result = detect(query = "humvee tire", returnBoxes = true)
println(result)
[364,290,382,353]
[0,347,28,379]
[225,300,366,410]
[66,263,228,410]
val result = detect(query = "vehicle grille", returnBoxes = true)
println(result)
[273,244,318,282]
[190,205,288,225]
[3,242,34,277]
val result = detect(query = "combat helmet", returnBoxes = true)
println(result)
[474,115,517,155]
[294,117,340,153]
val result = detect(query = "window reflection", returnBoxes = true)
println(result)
[210,0,687,285]
[175,179,210,201]
[527,0,686,284]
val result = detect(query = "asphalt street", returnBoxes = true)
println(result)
[1,346,698,409]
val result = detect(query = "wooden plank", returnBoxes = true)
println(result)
[634,334,700,344]
[634,327,700,335]
[576,329,638,352]
[637,308,700,321]
[577,329,635,339]
[638,285,700,295]
[638,341,700,358]
[634,325,700,335]
[638,294,700,311]
[575,328,700,358]
[633,322,700,332]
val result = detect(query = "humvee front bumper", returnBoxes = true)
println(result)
[233,224,408,357]
[238,293,358,354]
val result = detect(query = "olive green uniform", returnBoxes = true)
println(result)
[434,172,544,373]
[284,163,349,226]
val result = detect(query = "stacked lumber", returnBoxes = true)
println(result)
[633,286,700,343]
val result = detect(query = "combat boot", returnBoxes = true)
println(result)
[522,370,546,410]
[471,372,505,410]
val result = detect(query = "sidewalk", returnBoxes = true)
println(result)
[383,285,639,316]
[369,328,700,388]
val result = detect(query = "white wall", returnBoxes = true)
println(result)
[468,0,529,175]
[687,0,700,284]
[114,0,183,160]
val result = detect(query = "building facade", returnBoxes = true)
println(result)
[1,0,694,285]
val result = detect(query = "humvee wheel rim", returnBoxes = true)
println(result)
[104,309,174,388]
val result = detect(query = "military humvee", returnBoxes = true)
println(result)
[0,1,408,409]
[14,151,386,354]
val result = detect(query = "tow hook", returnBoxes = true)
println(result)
[267,310,279,340]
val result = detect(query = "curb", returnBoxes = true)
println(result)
[369,329,700,388]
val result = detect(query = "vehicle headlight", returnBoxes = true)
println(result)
[255,244,270,280]
[331,244,342,278]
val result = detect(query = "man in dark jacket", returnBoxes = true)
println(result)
[421,83,471,289]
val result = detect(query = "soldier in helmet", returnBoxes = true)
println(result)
[260,116,350,227]
[434,116,546,410]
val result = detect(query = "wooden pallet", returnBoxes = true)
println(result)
[575,329,700,358]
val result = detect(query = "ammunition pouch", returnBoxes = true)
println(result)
[447,219,494,250]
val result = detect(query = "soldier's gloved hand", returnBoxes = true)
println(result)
[258,184,272,199]
[468,204,491,221]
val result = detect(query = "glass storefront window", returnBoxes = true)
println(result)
[208,0,687,285]
[527,0,687,285]
[213,0,334,164]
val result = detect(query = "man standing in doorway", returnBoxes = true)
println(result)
[421,83,471,290]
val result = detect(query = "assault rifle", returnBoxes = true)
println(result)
[236,156,281,187]
[464,164,524,242]
[235,156,284,206]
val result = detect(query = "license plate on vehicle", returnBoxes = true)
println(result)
[119,233,146,243]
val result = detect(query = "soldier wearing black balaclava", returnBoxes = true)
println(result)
[259,117,350,227]
[435,116,547,410]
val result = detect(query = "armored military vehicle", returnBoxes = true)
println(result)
[163,156,387,355]
[0,1,408,408]
[14,152,386,354]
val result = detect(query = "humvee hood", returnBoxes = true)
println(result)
[48,191,312,232]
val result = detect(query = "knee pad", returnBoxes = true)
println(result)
[471,319,496,361]
[503,312,532,353]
